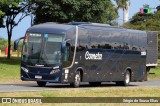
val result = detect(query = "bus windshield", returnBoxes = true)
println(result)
[22,33,64,66]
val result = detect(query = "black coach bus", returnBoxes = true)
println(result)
[14,22,158,87]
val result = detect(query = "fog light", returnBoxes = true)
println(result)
[50,69,60,74]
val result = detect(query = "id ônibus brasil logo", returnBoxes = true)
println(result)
[85,51,102,60]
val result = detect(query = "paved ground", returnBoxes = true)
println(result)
[0,80,160,93]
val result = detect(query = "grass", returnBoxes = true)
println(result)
[0,87,160,106]
[149,60,160,79]
[0,57,21,83]
[1,87,160,97]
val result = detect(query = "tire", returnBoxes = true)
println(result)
[89,82,101,87]
[116,70,130,86]
[71,71,81,88]
[37,81,47,87]
[123,70,130,86]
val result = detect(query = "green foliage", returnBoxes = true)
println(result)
[115,0,129,9]
[34,0,118,24]
[0,10,4,17]
[149,60,160,79]
[123,11,160,30]
[0,3,4,27]
[0,17,4,27]
[0,37,7,50]
[0,0,33,58]
[0,37,23,51]
[156,5,160,11]
[0,0,32,27]
[0,57,20,82]
[123,11,160,58]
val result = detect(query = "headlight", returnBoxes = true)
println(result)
[50,69,60,75]
[21,67,29,73]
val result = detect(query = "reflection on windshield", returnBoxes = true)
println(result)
[22,33,64,66]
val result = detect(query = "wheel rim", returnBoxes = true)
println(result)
[125,73,130,84]
[75,74,80,84]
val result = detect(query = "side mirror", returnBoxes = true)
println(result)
[14,37,24,50]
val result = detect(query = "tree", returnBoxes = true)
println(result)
[0,1,4,27]
[156,5,160,11]
[34,0,118,24]
[123,10,160,58]
[0,0,34,59]
[123,12,156,30]
[0,12,4,28]
[115,0,130,23]
[0,37,7,50]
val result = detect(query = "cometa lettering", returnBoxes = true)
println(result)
[85,51,102,60]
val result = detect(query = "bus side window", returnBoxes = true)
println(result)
[63,43,70,62]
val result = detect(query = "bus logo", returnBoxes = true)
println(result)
[85,51,102,60]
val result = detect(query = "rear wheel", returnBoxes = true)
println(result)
[123,70,130,86]
[70,71,81,88]
[37,81,47,87]
[116,70,130,86]
[89,82,101,86]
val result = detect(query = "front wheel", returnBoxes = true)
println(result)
[70,71,81,88]
[37,81,47,87]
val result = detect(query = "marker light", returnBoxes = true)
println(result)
[44,34,48,38]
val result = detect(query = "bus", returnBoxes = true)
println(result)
[14,22,158,87]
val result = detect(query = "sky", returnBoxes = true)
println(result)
[0,0,160,40]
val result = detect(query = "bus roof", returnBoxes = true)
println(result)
[27,23,75,34]
[26,22,147,35]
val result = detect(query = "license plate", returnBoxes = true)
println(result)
[35,75,42,79]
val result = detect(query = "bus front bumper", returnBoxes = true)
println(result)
[21,76,61,83]
[21,71,61,83]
